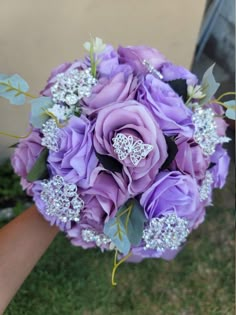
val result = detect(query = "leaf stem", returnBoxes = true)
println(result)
[0,129,32,139]
[0,82,36,99]
[111,250,132,286]
[216,92,236,102]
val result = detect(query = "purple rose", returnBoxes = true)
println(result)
[118,45,167,75]
[161,62,198,85]
[137,74,194,137]
[11,130,44,195]
[48,115,98,189]
[83,72,137,115]
[140,171,202,229]
[171,135,210,180]
[40,60,86,96]
[93,100,168,195]
[210,144,230,188]
[67,167,129,247]
[129,171,205,262]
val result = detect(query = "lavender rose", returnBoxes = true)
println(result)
[48,115,98,189]
[161,62,198,85]
[11,130,44,195]
[210,144,230,189]
[93,100,168,195]
[67,167,129,247]
[137,74,194,137]
[170,135,210,181]
[83,72,137,115]
[118,45,167,75]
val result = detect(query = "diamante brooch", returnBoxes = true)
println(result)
[112,133,153,166]
[51,68,97,106]
[192,107,230,156]
[81,228,115,249]
[40,175,84,223]
[143,214,190,252]
[41,118,60,152]
[199,171,213,202]
[142,59,164,80]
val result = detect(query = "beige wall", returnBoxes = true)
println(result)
[0,0,206,159]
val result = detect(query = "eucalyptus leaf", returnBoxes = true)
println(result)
[119,199,147,246]
[104,217,131,255]
[26,148,49,182]
[0,74,29,105]
[225,100,236,120]
[199,64,220,105]
[30,97,53,128]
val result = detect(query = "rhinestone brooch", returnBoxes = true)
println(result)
[143,214,190,252]
[51,68,97,106]
[112,133,153,166]
[142,59,163,80]
[81,228,114,249]
[40,175,84,223]
[192,108,230,156]
[41,118,60,152]
[199,171,213,202]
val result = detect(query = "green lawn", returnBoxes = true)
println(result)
[1,161,235,315]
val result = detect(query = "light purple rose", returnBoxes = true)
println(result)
[48,115,98,189]
[118,45,167,75]
[170,135,210,180]
[83,72,137,115]
[40,60,86,96]
[128,171,205,262]
[140,171,202,229]
[93,100,168,195]
[11,130,44,195]
[137,74,194,137]
[161,62,198,86]
[67,167,129,247]
[210,144,230,188]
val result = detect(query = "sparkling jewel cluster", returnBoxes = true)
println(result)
[143,214,190,252]
[192,107,230,156]
[199,171,214,202]
[112,133,153,166]
[41,118,60,152]
[40,175,84,223]
[81,228,114,249]
[51,68,97,106]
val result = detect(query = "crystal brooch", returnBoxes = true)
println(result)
[41,118,60,152]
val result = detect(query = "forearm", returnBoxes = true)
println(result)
[0,205,59,314]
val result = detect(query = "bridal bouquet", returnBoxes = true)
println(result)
[1,38,234,285]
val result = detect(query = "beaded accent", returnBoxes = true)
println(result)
[51,68,97,106]
[112,133,153,166]
[41,119,60,152]
[199,171,213,201]
[40,175,84,223]
[81,228,114,249]
[192,108,231,156]
[142,59,163,80]
[143,214,189,252]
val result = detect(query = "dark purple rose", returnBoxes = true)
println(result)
[137,74,194,137]
[40,60,86,96]
[67,167,129,248]
[93,100,168,195]
[48,115,98,189]
[140,171,202,229]
[118,45,167,75]
[11,130,44,195]
[161,62,198,85]
[83,72,137,115]
[210,144,230,188]
[170,135,210,180]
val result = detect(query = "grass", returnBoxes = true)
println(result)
[1,160,235,315]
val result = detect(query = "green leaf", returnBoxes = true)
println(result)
[26,148,49,182]
[30,97,53,128]
[225,100,236,120]
[104,217,131,255]
[119,199,147,246]
[199,64,220,105]
[0,73,29,105]
[8,142,19,148]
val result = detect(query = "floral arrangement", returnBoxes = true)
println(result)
[0,38,235,285]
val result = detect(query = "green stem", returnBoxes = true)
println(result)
[0,82,36,99]
[111,250,132,286]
